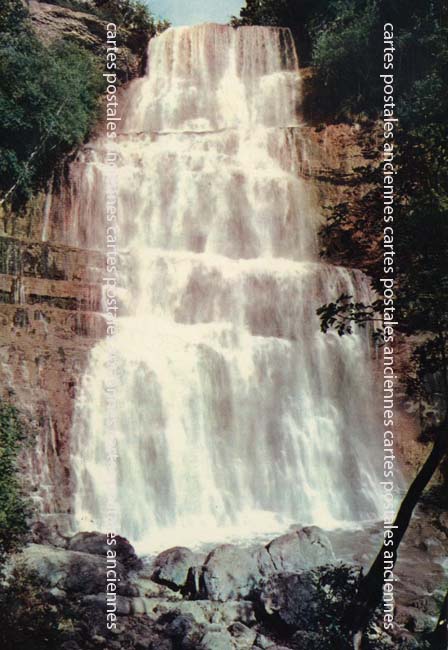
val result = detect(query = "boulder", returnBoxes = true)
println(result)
[82,593,132,616]
[159,611,205,650]
[200,629,235,650]
[152,546,203,591]
[126,597,255,629]
[17,544,135,596]
[133,576,183,600]
[68,531,142,570]
[439,511,448,532]
[228,622,257,647]
[255,634,275,649]
[266,527,334,573]
[258,572,320,631]
[254,546,276,578]
[199,544,262,601]
[30,520,69,548]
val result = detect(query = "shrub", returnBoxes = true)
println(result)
[0,10,104,207]
[0,403,30,562]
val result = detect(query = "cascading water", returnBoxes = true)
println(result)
[70,24,383,552]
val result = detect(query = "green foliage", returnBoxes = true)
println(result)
[234,0,448,119]
[0,0,28,33]
[0,564,71,650]
[0,1,105,207]
[93,0,170,55]
[310,1,380,117]
[0,403,29,561]
[231,0,330,64]
[295,564,397,649]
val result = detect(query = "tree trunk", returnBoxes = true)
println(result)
[350,424,448,646]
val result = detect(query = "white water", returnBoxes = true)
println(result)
[70,25,382,553]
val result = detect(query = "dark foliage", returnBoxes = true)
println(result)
[0,0,169,209]
[0,403,30,563]
[233,1,448,120]
[0,1,105,208]
[0,565,70,650]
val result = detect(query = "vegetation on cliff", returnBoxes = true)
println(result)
[0,402,29,563]
[0,0,166,211]
[233,0,446,121]
[235,0,448,647]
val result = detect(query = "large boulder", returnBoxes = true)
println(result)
[30,520,70,548]
[152,546,203,591]
[253,546,276,579]
[228,622,257,648]
[199,544,262,601]
[82,593,132,616]
[17,544,135,596]
[200,629,235,650]
[258,572,320,631]
[163,612,204,649]
[266,527,334,573]
[67,531,142,570]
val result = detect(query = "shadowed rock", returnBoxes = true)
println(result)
[68,531,142,570]
[152,546,204,591]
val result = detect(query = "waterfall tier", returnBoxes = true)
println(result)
[70,24,382,552]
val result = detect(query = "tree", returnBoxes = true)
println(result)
[231,0,331,65]
[0,403,30,564]
[0,3,105,208]
[317,4,448,645]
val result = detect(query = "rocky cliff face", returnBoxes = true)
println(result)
[29,0,141,80]
[0,0,144,525]
[301,119,426,481]
[0,237,105,524]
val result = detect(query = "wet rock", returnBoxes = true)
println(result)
[258,572,320,631]
[17,544,135,595]
[68,531,142,570]
[152,546,202,591]
[228,622,257,647]
[199,544,262,601]
[266,527,334,573]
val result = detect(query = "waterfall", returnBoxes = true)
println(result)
[70,24,382,552]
